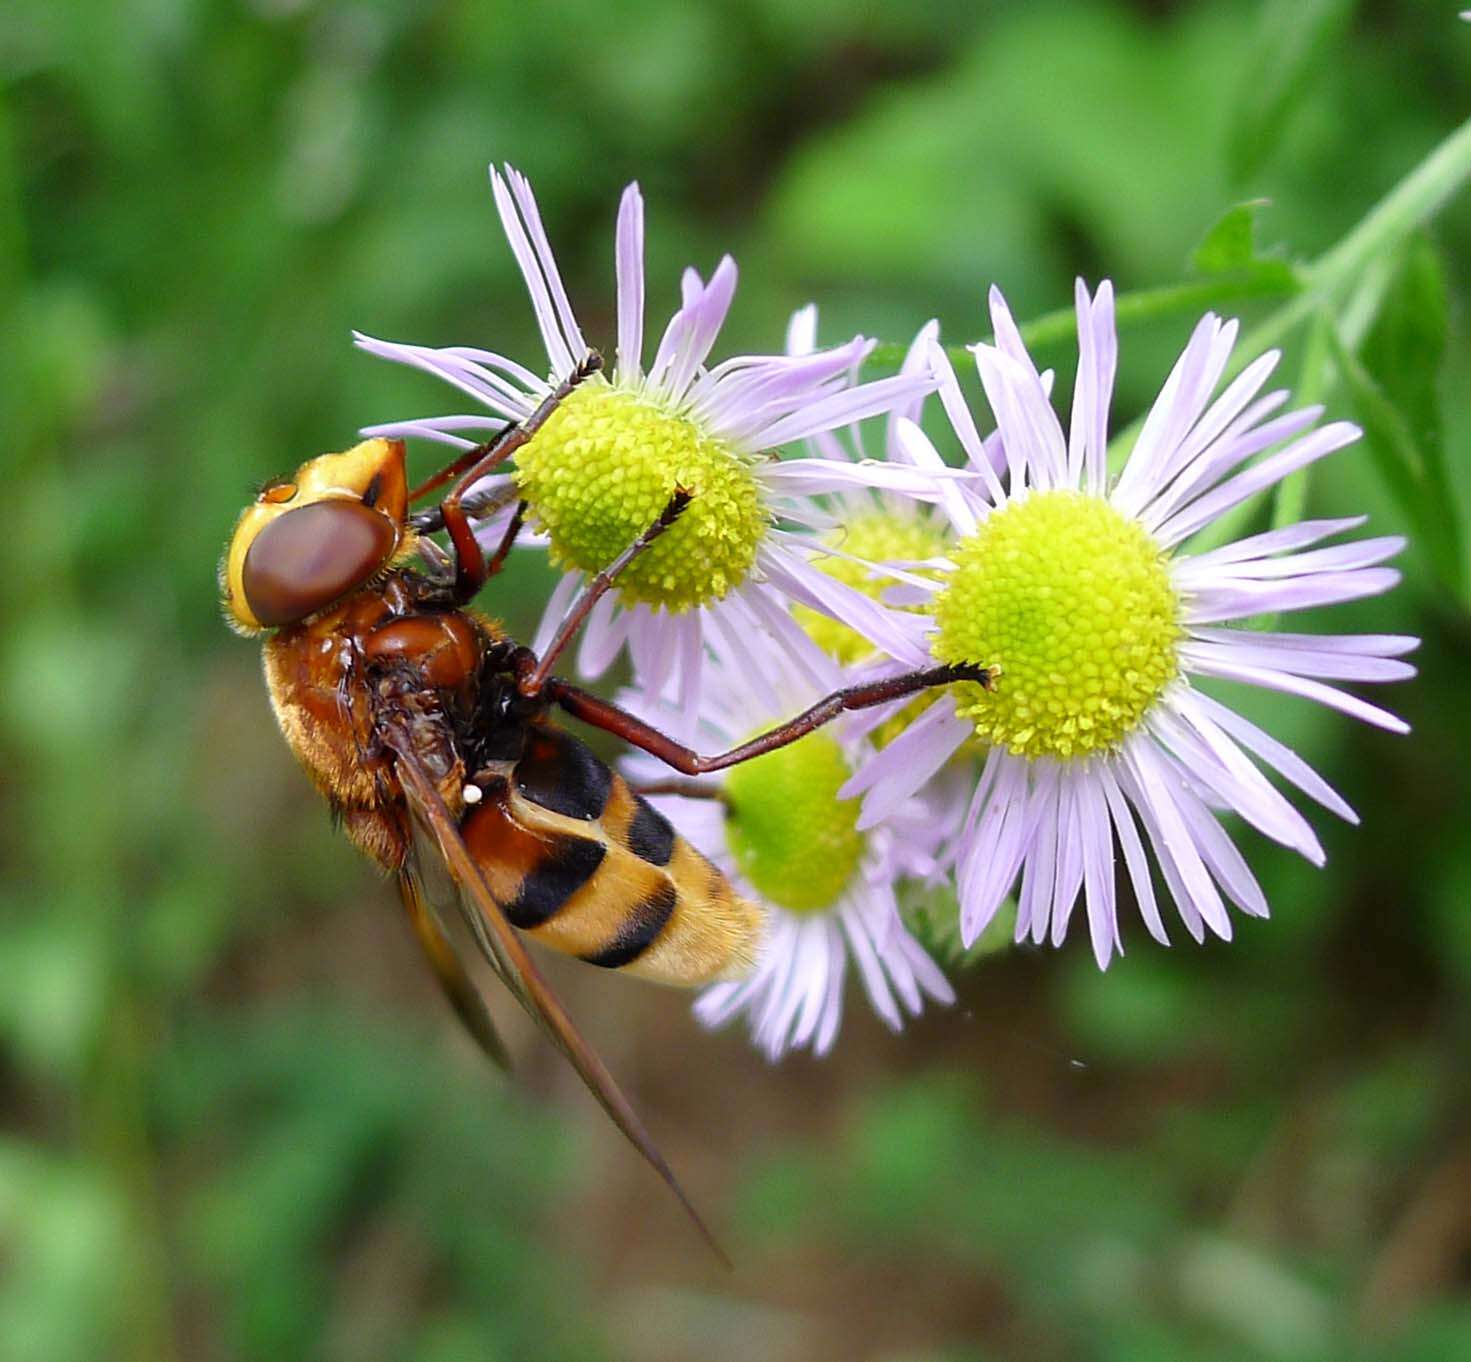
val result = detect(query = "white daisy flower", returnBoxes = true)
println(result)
[356,166,948,730]
[844,280,1417,967]
[620,611,954,1060]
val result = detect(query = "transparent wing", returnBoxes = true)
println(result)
[383,725,730,1266]
[396,859,512,1071]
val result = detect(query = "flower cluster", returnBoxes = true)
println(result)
[361,167,1415,1058]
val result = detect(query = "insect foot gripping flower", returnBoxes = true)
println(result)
[619,613,955,1060]
[355,165,949,729]
[842,280,1418,968]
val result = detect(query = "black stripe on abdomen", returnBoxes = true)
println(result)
[626,795,676,866]
[580,882,677,969]
[503,836,606,927]
[515,729,612,821]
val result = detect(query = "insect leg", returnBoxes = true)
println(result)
[407,350,604,505]
[547,662,997,774]
[409,481,519,534]
[435,351,604,603]
[519,490,692,696]
[628,777,729,803]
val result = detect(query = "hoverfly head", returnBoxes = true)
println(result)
[221,437,410,635]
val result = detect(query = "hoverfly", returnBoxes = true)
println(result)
[220,352,993,1256]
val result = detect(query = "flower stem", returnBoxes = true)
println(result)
[1231,114,1471,375]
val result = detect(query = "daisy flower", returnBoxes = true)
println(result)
[620,610,954,1060]
[355,166,947,728]
[843,280,1417,967]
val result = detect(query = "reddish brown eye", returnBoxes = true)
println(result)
[242,500,397,627]
[261,481,297,505]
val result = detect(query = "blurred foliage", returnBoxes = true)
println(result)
[3,0,1471,1359]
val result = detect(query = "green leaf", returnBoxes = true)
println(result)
[1226,0,1357,185]
[1328,239,1466,595]
[1188,200,1297,292]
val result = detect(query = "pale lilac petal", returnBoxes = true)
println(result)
[987,284,1046,386]
[1183,568,1403,623]
[1114,313,1236,509]
[928,342,1007,503]
[1148,704,1323,863]
[848,701,970,827]
[1163,770,1270,919]
[1182,650,1410,733]
[1181,689,1356,824]
[785,304,818,358]
[894,419,984,536]
[1099,762,1168,945]
[972,344,1067,491]
[1190,628,1419,657]
[662,256,738,403]
[1123,739,1232,940]
[572,591,628,679]
[1049,777,1086,947]
[1172,517,1368,574]
[1186,536,1406,581]
[759,455,969,501]
[758,541,931,669]
[1132,399,1312,529]
[1153,422,1361,547]
[614,182,645,384]
[1182,633,1416,683]
[1077,772,1119,967]
[841,907,903,1032]
[958,753,1032,944]
[1068,279,1117,496]
[885,320,942,448]
[490,166,581,376]
[1150,349,1282,490]
[1016,766,1060,945]
[354,333,537,422]
[752,370,935,450]
[360,418,485,450]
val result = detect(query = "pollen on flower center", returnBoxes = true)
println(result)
[795,511,947,666]
[723,733,865,914]
[932,489,1181,760]
[513,376,767,611]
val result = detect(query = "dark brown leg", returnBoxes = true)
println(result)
[484,501,527,578]
[440,353,602,604]
[519,491,692,696]
[409,481,519,534]
[547,662,995,775]
[629,777,729,804]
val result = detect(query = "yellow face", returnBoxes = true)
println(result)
[221,438,410,634]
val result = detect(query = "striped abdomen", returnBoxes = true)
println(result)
[460,726,763,986]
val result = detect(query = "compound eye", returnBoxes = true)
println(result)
[260,480,297,505]
[241,500,397,627]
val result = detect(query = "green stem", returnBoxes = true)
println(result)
[1103,114,1471,489]
[1231,113,1471,375]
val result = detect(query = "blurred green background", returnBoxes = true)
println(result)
[4,1,1471,1359]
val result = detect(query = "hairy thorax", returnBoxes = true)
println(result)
[262,573,489,868]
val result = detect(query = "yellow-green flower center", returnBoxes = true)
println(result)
[795,511,948,666]
[932,489,1181,760]
[724,733,865,914]
[514,376,767,610]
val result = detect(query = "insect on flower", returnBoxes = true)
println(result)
[219,352,995,1256]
